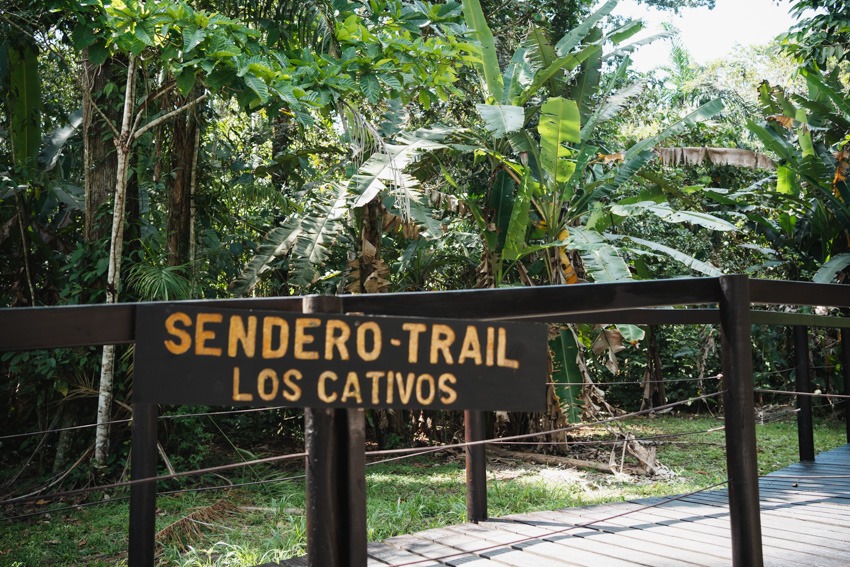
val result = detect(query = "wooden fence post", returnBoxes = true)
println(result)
[718,275,763,567]
[465,410,487,523]
[794,326,815,462]
[304,295,367,567]
[128,402,158,567]
[842,330,850,444]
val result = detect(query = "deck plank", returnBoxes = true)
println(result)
[273,444,850,566]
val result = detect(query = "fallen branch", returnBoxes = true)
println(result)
[488,446,613,474]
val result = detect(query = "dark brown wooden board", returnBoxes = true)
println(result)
[134,304,547,410]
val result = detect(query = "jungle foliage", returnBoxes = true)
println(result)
[0,0,848,497]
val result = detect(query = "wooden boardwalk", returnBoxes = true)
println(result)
[279,444,850,566]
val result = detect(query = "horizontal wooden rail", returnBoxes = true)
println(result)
[749,279,850,308]
[0,278,723,351]
[4,277,850,352]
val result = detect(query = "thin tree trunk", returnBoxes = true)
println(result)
[82,53,120,243]
[641,326,665,411]
[52,403,77,473]
[94,55,137,468]
[166,95,198,267]
[188,118,200,272]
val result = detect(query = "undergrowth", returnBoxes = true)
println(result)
[1,413,845,566]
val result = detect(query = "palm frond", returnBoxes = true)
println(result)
[230,220,302,296]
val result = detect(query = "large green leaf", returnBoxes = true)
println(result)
[231,222,302,296]
[813,253,850,283]
[490,169,516,251]
[803,70,850,121]
[516,45,600,106]
[571,28,602,125]
[568,227,632,282]
[552,328,582,423]
[609,201,737,232]
[501,47,532,105]
[6,40,42,174]
[747,120,799,164]
[603,30,675,61]
[538,97,580,184]
[461,0,503,101]
[38,109,83,172]
[523,25,561,97]
[503,172,531,261]
[475,104,525,138]
[554,0,617,57]
[289,184,350,287]
[581,79,643,140]
[608,234,723,276]
[350,137,446,209]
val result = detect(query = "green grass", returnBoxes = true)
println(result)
[1,413,845,566]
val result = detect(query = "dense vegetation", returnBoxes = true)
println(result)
[1,0,850,561]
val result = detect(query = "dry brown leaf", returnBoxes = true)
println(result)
[597,152,624,163]
[767,114,794,129]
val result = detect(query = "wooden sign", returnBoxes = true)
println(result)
[134,304,547,411]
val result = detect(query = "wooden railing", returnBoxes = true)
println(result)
[2,275,849,567]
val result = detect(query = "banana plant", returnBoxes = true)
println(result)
[742,69,850,282]
[453,0,729,288]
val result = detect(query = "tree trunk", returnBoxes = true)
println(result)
[82,53,120,242]
[166,94,198,267]
[271,114,299,193]
[52,403,77,474]
[641,326,665,410]
[94,55,137,468]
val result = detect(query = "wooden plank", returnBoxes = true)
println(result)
[367,541,445,566]
[641,504,849,564]
[359,444,850,567]
[648,499,850,545]
[383,533,469,562]
[513,511,709,567]
[621,508,802,565]
[680,493,850,526]
[531,509,725,566]
[407,527,519,566]
[471,517,655,566]
[511,538,644,567]
[441,524,592,566]
[580,509,733,562]
[652,503,850,564]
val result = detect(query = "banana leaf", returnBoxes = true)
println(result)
[552,328,582,423]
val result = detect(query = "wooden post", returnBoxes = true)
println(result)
[842,330,850,444]
[464,410,487,523]
[794,326,815,462]
[718,275,763,567]
[128,402,158,567]
[304,295,367,567]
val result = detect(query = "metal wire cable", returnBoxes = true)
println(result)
[754,388,850,400]
[546,375,721,387]
[765,474,850,479]
[0,391,724,510]
[492,428,726,447]
[0,417,132,441]
[2,428,727,522]
[0,406,299,442]
[0,451,307,507]
[1,447,449,521]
